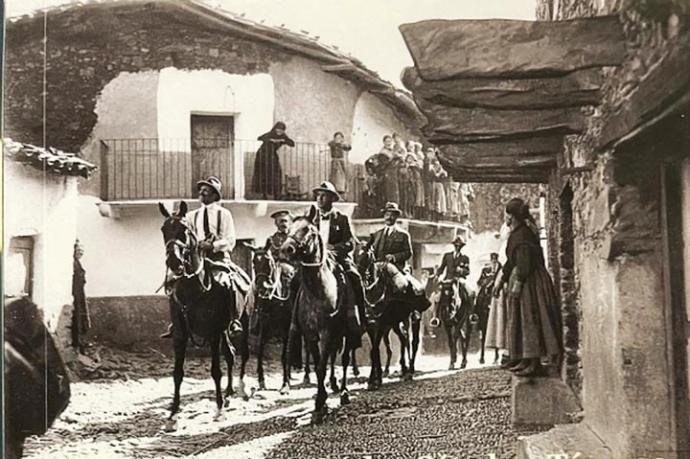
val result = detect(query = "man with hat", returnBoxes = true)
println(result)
[436,235,470,282]
[265,210,294,259]
[306,181,366,343]
[365,202,412,288]
[161,176,248,338]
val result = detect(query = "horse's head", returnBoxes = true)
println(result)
[280,205,321,264]
[158,202,194,275]
[246,243,278,299]
[353,242,374,278]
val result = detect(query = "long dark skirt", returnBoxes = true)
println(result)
[252,149,282,197]
[507,265,562,360]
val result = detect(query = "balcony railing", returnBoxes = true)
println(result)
[99,138,363,202]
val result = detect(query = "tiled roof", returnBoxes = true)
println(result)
[3,138,97,178]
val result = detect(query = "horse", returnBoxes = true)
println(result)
[244,243,297,394]
[158,202,246,429]
[472,267,496,365]
[354,244,429,390]
[428,275,474,370]
[4,298,71,459]
[280,206,359,422]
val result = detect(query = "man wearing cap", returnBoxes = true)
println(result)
[265,210,294,259]
[161,176,247,338]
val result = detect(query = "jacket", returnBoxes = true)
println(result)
[437,251,470,281]
[366,225,413,271]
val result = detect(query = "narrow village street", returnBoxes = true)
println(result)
[23,348,543,459]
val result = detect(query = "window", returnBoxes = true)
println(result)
[5,237,34,300]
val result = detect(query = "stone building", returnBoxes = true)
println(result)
[400,2,690,457]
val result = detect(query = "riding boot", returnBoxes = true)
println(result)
[228,292,243,336]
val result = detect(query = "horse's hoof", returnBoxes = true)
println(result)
[224,397,231,408]
[382,369,390,377]
[461,361,467,369]
[213,409,225,422]
[479,358,485,365]
[302,375,311,386]
[352,368,360,377]
[367,382,377,391]
[258,381,267,391]
[403,372,413,382]
[329,379,340,394]
[163,416,178,433]
[279,383,290,395]
[340,391,350,405]
[448,363,455,370]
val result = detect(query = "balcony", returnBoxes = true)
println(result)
[98,138,467,225]
[98,138,364,203]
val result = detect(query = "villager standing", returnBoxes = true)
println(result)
[493,198,562,377]
[328,131,351,199]
[252,122,295,199]
[484,252,507,362]
[71,239,91,354]
[430,158,448,219]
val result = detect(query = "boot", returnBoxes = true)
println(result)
[160,323,173,339]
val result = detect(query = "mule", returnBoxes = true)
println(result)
[472,270,495,365]
[280,206,359,422]
[245,244,296,394]
[158,202,245,429]
[354,244,429,390]
[429,276,474,370]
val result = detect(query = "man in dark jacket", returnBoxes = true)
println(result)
[365,202,413,291]
[436,235,470,281]
[312,181,366,344]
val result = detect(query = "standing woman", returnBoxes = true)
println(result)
[72,240,91,354]
[252,122,295,199]
[493,198,562,376]
[328,131,351,198]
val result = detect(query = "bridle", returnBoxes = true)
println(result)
[253,252,290,302]
[285,226,326,268]
[163,217,211,292]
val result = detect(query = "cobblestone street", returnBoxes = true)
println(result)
[23,350,543,459]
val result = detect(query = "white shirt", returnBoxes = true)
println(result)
[319,210,332,245]
[188,202,236,253]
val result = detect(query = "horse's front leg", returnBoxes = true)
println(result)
[340,338,351,405]
[479,314,487,365]
[368,328,383,390]
[210,335,224,420]
[303,337,312,385]
[446,324,457,370]
[351,348,360,377]
[382,331,393,377]
[280,325,291,395]
[329,344,339,394]
[237,316,250,401]
[394,324,411,381]
[410,316,421,374]
[257,315,267,391]
[459,324,469,369]
[308,339,328,423]
[221,333,235,403]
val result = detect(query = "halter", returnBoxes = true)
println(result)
[253,254,290,302]
[164,218,211,292]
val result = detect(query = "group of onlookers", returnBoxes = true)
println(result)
[249,124,473,223]
[362,133,474,222]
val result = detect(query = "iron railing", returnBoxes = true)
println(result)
[99,138,362,202]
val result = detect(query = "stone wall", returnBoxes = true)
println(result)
[536,0,689,456]
[4,3,290,152]
[469,183,542,234]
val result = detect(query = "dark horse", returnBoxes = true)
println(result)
[280,206,358,422]
[4,298,71,459]
[158,202,244,429]
[473,267,496,365]
[354,244,429,390]
[244,243,295,394]
[428,276,474,370]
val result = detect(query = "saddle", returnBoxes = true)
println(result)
[376,262,430,312]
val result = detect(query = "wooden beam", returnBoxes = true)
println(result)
[439,153,556,168]
[438,152,552,183]
[399,16,625,80]
[438,136,564,157]
[401,66,603,109]
[417,99,586,141]
[600,32,690,149]
[321,63,358,72]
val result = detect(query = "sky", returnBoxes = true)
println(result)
[6,0,536,88]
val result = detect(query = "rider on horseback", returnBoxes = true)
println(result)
[161,176,247,338]
[364,202,425,315]
[289,181,366,345]
[264,209,297,299]
[433,235,471,319]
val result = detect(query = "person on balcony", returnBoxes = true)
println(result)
[161,176,248,338]
[430,158,448,220]
[252,122,295,199]
[493,198,562,377]
[328,131,351,199]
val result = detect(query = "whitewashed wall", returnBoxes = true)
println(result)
[4,161,78,351]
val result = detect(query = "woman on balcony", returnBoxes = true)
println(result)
[328,131,351,199]
[252,122,295,199]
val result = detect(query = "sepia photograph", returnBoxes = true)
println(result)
[2,0,689,458]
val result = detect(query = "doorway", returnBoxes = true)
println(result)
[190,115,234,199]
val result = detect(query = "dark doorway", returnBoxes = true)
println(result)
[190,115,234,199]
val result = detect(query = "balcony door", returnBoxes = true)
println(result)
[190,115,234,199]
